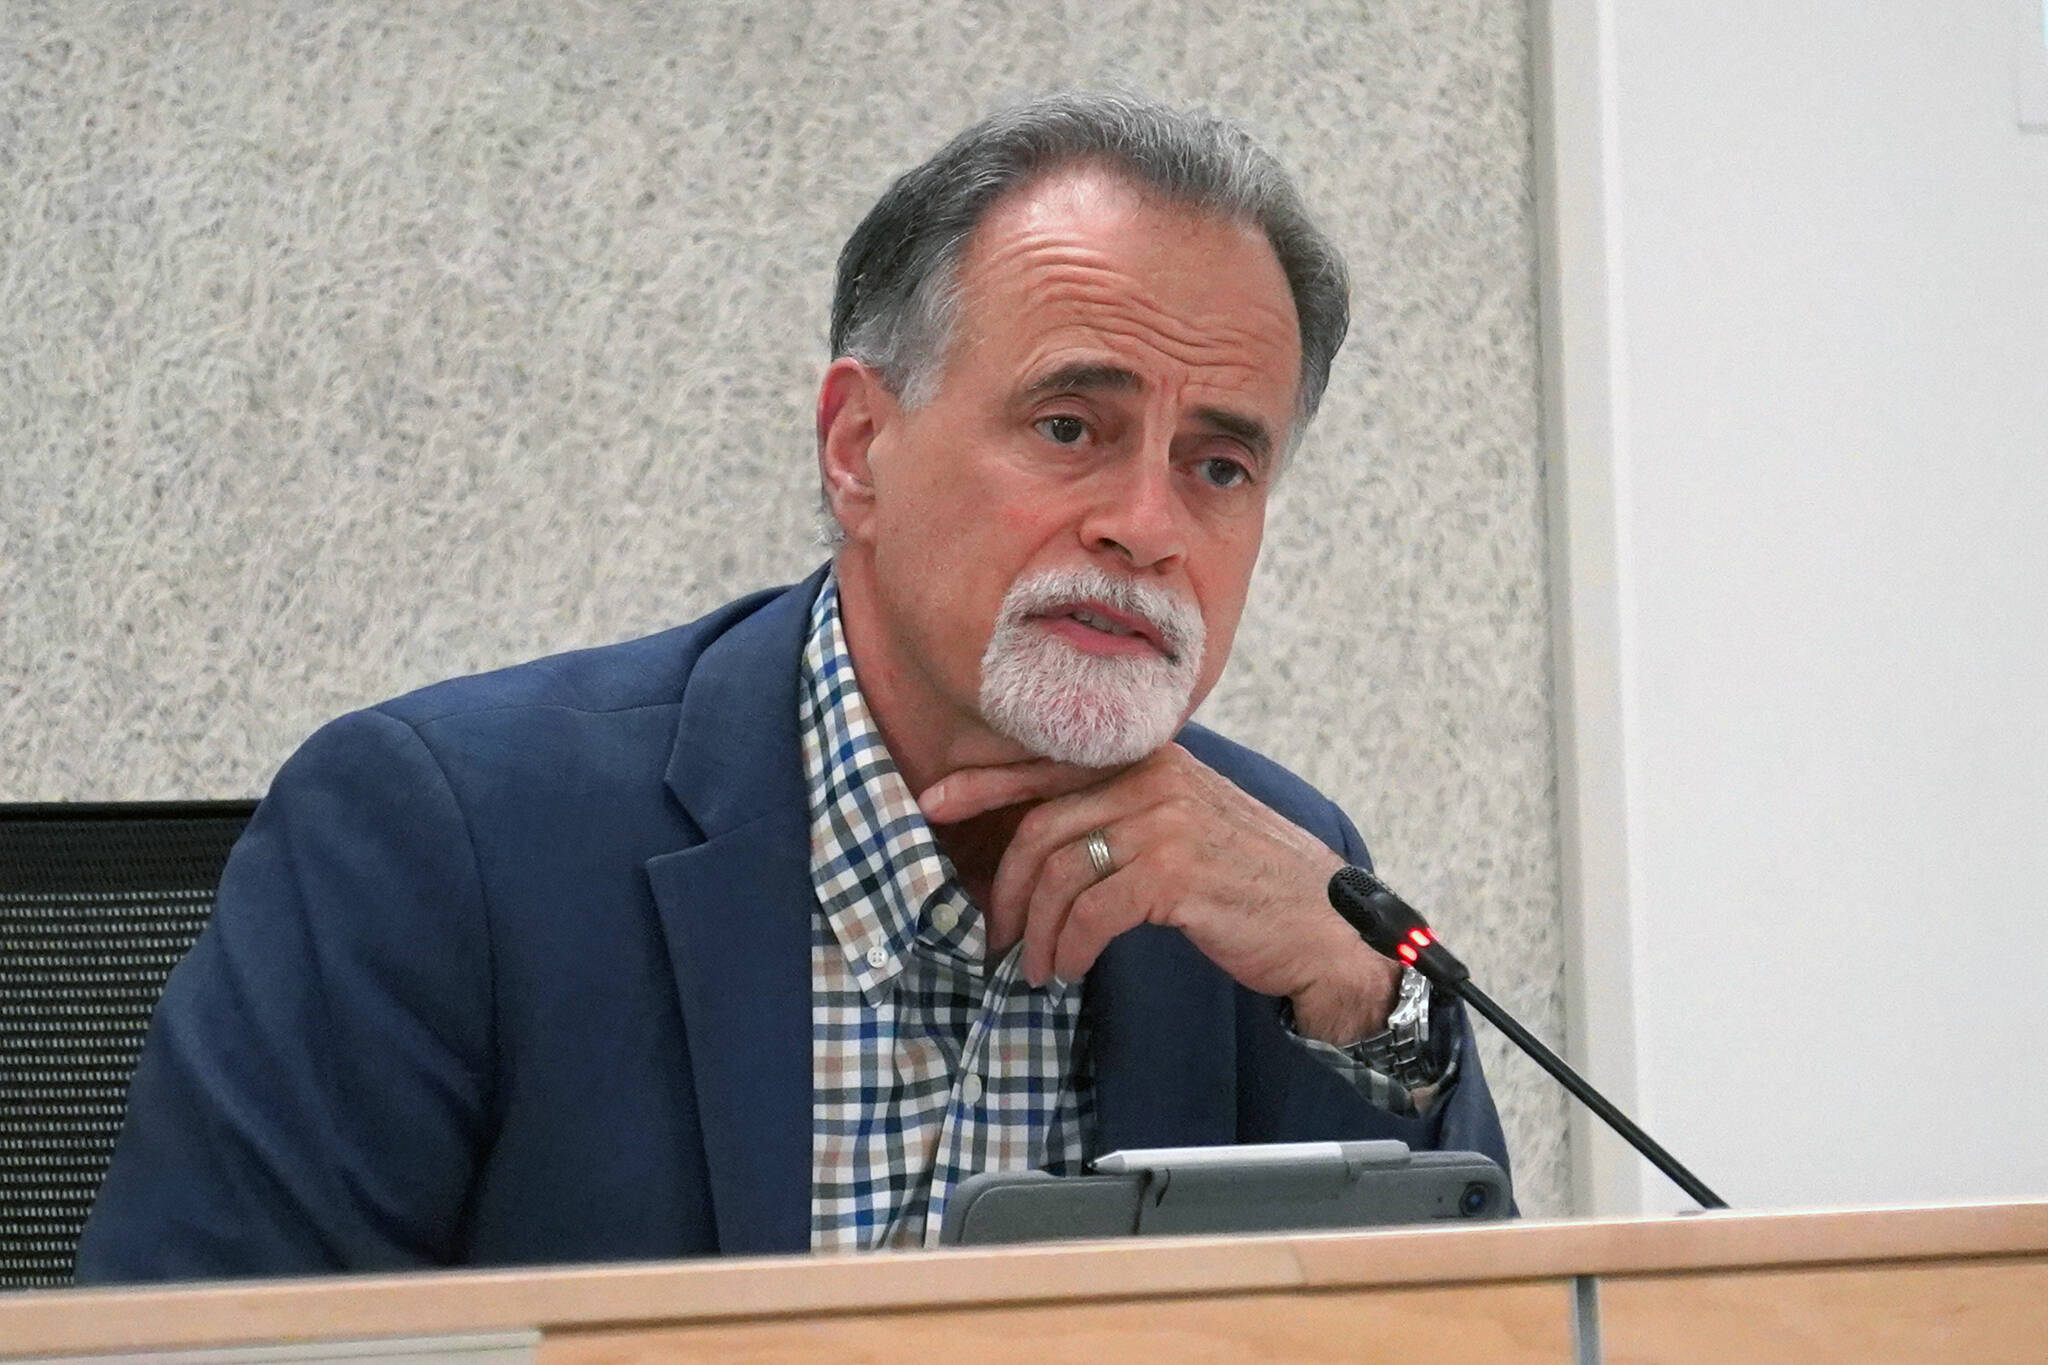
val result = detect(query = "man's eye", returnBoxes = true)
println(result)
[1035,415,1088,445]
[1198,457,1250,489]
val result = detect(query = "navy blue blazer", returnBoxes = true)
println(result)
[77,570,1508,1282]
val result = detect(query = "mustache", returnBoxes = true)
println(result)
[994,566,1205,666]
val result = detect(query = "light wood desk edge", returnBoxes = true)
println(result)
[4,1200,2046,1358]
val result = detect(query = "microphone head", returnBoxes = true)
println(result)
[1326,865,1407,954]
[1326,865,1470,986]
[1330,863,1392,902]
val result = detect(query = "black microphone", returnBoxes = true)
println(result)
[1326,865,1471,989]
[1328,866,1728,1211]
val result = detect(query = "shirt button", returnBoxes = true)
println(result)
[961,1073,984,1105]
[865,945,889,970]
[931,904,960,934]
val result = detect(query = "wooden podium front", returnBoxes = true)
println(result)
[4,1202,2046,1363]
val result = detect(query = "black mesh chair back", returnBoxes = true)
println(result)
[0,801,255,1288]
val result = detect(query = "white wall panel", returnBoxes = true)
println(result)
[1543,0,2048,1213]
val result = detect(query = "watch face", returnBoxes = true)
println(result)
[1388,967,1430,1032]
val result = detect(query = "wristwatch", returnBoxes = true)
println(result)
[1341,966,1438,1089]
[1281,965,1443,1091]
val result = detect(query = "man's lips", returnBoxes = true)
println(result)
[1028,599,1172,658]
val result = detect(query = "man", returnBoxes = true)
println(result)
[77,93,1507,1281]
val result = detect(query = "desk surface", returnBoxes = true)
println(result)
[3,1200,2046,1359]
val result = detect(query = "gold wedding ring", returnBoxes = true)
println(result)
[1084,828,1115,882]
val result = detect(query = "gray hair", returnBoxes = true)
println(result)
[830,91,1351,440]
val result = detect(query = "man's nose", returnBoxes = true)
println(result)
[1079,451,1187,570]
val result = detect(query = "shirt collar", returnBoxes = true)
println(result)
[800,575,984,1005]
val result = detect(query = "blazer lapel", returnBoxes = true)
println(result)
[1083,922,1239,1157]
[644,568,827,1255]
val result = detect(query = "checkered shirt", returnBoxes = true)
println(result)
[802,578,1091,1250]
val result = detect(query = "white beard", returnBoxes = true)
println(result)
[977,566,1207,768]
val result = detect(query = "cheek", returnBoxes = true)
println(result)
[868,476,1021,654]
[1190,531,1263,672]
[872,428,1004,542]
[867,442,976,571]
[1199,599,1245,682]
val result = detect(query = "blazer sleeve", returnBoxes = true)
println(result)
[1233,805,1513,1180]
[74,708,496,1282]
[1333,807,1513,1176]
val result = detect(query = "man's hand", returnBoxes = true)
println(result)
[917,744,1402,1046]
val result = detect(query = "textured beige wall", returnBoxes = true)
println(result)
[1,1,1566,1215]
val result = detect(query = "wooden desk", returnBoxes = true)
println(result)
[4,1202,2045,1363]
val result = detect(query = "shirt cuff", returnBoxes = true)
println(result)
[1280,968,1462,1117]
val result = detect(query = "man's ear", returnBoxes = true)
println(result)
[816,357,895,545]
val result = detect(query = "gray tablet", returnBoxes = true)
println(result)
[939,1140,1511,1246]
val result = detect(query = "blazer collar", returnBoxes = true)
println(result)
[645,566,826,1255]
[662,565,830,838]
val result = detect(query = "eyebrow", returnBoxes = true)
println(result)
[1193,406,1275,464]
[1022,362,1141,397]
[1021,363,1277,464]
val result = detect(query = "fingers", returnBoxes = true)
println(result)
[989,749,1204,981]
[979,795,1141,960]
[1017,840,1156,988]
[1049,875,1154,986]
[1017,808,1172,986]
[1017,834,1103,985]
[989,779,1151,928]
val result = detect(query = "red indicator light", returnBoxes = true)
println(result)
[1409,929,1432,947]
[1397,943,1419,964]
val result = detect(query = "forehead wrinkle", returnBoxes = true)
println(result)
[971,221,1294,332]
[987,243,1296,350]
[952,197,1302,433]
[988,269,1297,399]
[1030,306,1291,401]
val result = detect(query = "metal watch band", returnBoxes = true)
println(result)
[1279,966,1442,1091]
[1341,967,1437,1088]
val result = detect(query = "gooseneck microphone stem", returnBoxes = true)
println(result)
[1452,978,1727,1211]
[1327,865,1728,1211]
